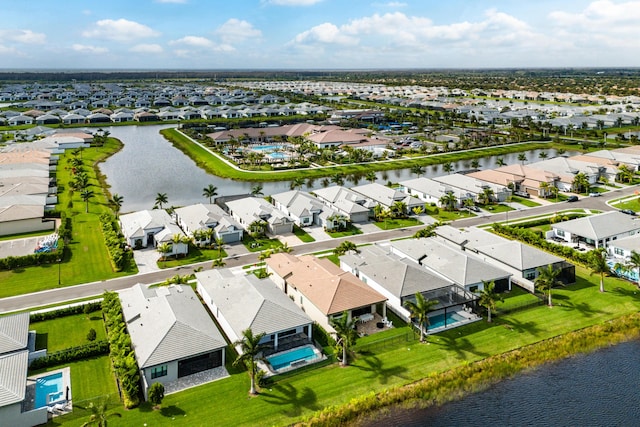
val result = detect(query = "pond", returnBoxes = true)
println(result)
[100,125,576,212]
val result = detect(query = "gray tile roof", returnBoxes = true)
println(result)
[0,350,28,407]
[196,269,311,339]
[119,284,226,369]
[553,211,640,240]
[0,312,29,355]
[608,234,640,252]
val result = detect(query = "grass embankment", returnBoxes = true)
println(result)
[161,128,550,182]
[53,265,640,427]
[0,139,136,298]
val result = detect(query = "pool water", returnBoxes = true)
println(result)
[428,312,466,329]
[607,260,639,282]
[266,345,320,371]
[34,372,64,408]
[252,144,286,152]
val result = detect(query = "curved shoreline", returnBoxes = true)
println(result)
[299,312,640,426]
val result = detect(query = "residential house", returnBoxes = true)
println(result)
[433,173,511,203]
[351,183,424,214]
[173,203,243,244]
[550,211,640,249]
[226,197,294,236]
[470,164,560,198]
[390,238,512,292]
[266,253,387,333]
[400,177,472,209]
[340,245,479,326]
[119,209,188,256]
[271,190,346,230]
[119,284,227,399]
[196,269,314,355]
[0,313,47,427]
[309,186,372,223]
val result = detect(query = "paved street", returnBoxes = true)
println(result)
[1,184,637,314]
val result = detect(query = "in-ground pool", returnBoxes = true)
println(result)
[266,345,322,371]
[251,144,287,152]
[34,372,65,408]
[268,152,288,160]
[428,312,466,330]
[607,260,639,282]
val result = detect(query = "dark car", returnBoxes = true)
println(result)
[567,196,579,202]
[621,209,636,216]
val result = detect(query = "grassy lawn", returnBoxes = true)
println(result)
[33,312,106,353]
[509,196,541,207]
[159,245,227,268]
[0,229,54,241]
[610,196,640,212]
[53,266,640,427]
[374,217,422,230]
[326,223,363,238]
[480,203,514,214]
[0,139,137,298]
[242,235,284,252]
[293,225,315,243]
[423,206,475,222]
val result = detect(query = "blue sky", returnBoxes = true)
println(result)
[1,0,638,70]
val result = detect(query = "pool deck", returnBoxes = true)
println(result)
[260,344,325,377]
[163,366,230,395]
[25,366,72,416]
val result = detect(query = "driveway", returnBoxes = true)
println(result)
[132,247,161,274]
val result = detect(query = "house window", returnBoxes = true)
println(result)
[525,270,536,280]
[556,230,565,237]
[151,365,167,379]
[614,247,624,256]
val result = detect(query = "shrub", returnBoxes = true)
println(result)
[29,340,109,370]
[148,382,165,406]
[99,213,132,272]
[30,302,102,323]
[87,328,97,341]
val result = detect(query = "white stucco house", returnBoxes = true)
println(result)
[173,203,243,244]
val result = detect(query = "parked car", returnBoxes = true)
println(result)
[468,205,480,212]
[514,191,531,198]
[621,209,636,216]
[588,192,601,197]
[567,196,579,202]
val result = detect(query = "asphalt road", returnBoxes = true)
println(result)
[1,184,637,313]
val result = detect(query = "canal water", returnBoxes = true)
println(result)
[363,339,640,427]
[100,125,570,212]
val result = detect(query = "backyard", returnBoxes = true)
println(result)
[49,265,640,427]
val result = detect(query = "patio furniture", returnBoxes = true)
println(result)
[359,313,374,323]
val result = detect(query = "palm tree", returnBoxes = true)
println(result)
[539,181,550,198]
[442,162,454,174]
[81,399,121,427]
[330,311,359,366]
[80,189,94,213]
[617,164,634,184]
[249,220,267,238]
[410,165,425,177]
[250,184,264,196]
[403,293,438,342]
[589,248,609,293]
[156,242,172,263]
[538,151,548,160]
[390,201,407,218]
[478,280,503,323]
[470,159,480,169]
[372,204,385,222]
[202,184,218,204]
[572,172,590,194]
[333,240,359,256]
[365,171,377,183]
[625,250,640,288]
[517,153,527,164]
[290,177,304,190]
[215,237,225,258]
[110,193,123,217]
[495,157,506,167]
[439,192,458,212]
[535,265,562,307]
[480,187,495,205]
[154,193,168,210]
[233,328,267,395]
[331,173,345,186]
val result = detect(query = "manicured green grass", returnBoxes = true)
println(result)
[326,224,363,238]
[293,225,316,242]
[610,196,640,211]
[425,207,475,221]
[481,203,514,214]
[0,229,54,241]
[160,245,227,268]
[509,196,541,207]
[374,217,421,230]
[243,235,284,252]
[33,312,106,352]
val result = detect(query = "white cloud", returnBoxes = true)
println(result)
[129,43,164,53]
[0,29,46,44]
[82,19,160,42]
[292,22,358,45]
[264,0,322,5]
[215,19,262,44]
[72,44,109,54]
[169,36,234,52]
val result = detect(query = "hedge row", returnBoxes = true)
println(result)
[29,340,109,370]
[99,213,131,272]
[30,302,102,323]
[103,291,141,408]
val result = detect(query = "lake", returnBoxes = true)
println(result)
[100,125,572,212]
[363,339,640,427]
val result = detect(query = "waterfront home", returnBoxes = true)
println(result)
[550,211,640,249]
[470,164,559,198]
[173,203,243,244]
[119,283,227,399]
[351,183,424,214]
[390,238,512,292]
[271,190,346,230]
[435,225,574,292]
[528,157,600,191]
[0,313,47,427]
[266,253,387,333]
[119,209,188,256]
[340,245,479,327]
[586,148,640,172]
[400,177,472,209]
[433,173,511,203]
[312,186,372,223]
[196,269,313,354]
[226,197,294,236]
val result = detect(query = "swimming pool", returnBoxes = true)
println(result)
[268,152,288,160]
[607,260,639,282]
[429,312,466,330]
[266,345,322,371]
[252,144,286,152]
[34,372,65,408]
